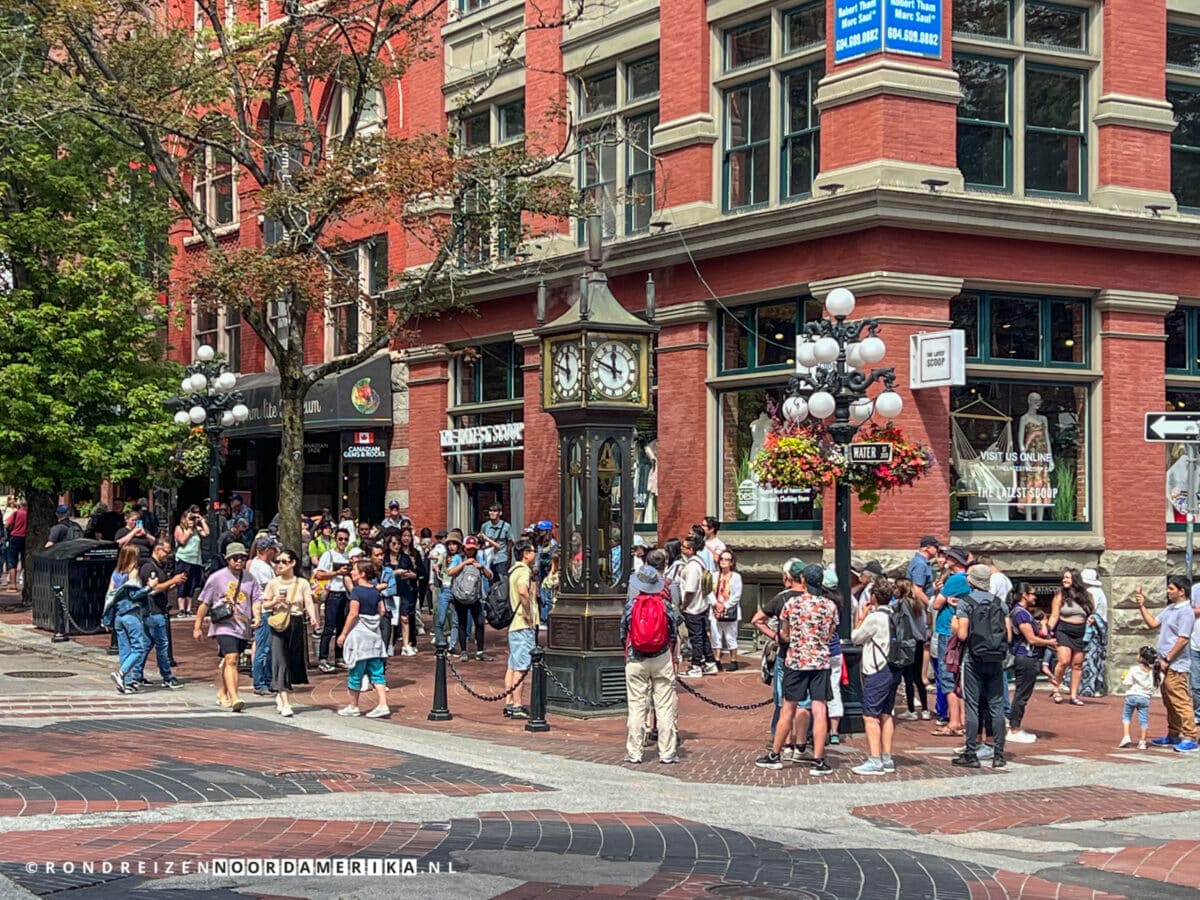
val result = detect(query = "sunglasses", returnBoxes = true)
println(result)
[229,555,248,562]
[336,537,349,542]
[275,559,294,566]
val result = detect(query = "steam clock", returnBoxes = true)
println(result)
[534,223,658,713]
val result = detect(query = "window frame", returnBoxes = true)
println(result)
[326,83,387,146]
[954,53,1014,192]
[724,17,772,72]
[327,236,388,360]
[454,339,524,407]
[191,146,237,229]
[952,0,1014,41]
[1166,305,1200,375]
[1168,22,1200,73]
[953,291,1090,369]
[194,308,219,358]
[784,1,827,53]
[1023,62,1088,199]
[781,63,823,200]
[717,297,819,375]
[723,79,772,212]
[1169,80,1200,212]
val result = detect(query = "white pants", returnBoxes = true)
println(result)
[712,618,738,651]
[625,652,678,761]
[828,654,844,718]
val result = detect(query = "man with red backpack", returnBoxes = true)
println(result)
[621,563,681,765]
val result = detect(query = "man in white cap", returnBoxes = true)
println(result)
[621,563,680,764]
[952,563,1011,769]
[193,542,260,712]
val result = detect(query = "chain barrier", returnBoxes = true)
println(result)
[674,677,774,710]
[445,658,527,703]
[58,592,107,636]
[542,666,626,709]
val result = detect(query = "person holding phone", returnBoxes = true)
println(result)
[314,528,354,673]
[1135,578,1198,752]
[115,508,155,562]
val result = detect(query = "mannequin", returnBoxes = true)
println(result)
[1167,446,1200,523]
[1016,392,1054,521]
[641,439,658,524]
[749,410,778,522]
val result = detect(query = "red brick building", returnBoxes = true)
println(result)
[167,0,1200,654]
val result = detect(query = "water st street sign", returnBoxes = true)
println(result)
[849,443,894,463]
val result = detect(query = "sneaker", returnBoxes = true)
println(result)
[459,652,469,662]
[951,752,980,768]
[702,662,719,675]
[475,652,493,662]
[781,745,796,762]
[110,672,129,694]
[919,710,932,720]
[407,646,419,656]
[809,758,832,776]
[852,758,886,776]
[254,687,273,696]
[1138,740,1147,750]
[1117,736,1132,749]
[935,717,950,727]
[976,743,994,760]
[755,751,783,770]
[1008,729,1038,744]
[317,661,335,674]
[365,705,391,719]
[162,678,185,691]
[230,699,245,712]
[126,679,141,693]
[793,743,810,760]
[681,666,704,678]
[659,756,678,764]
[503,705,514,718]
[385,646,394,657]
[881,755,895,773]
[992,751,1007,769]
[646,729,658,743]
[1152,735,1183,746]
[897,711,919,721]
[623,755,642,764]
[511,706,530,720]
[280,707,294,718]
[337,705,361,717]
[1174,740,1199,753]
[829,734,840,745]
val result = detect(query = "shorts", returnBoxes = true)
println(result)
[348,658,386,690]
[215,635,247,658]
[862,668,901,717]
[713,618,738,651]
[936,647,956,696]
[782,667,832,705]
[508,627,535,671]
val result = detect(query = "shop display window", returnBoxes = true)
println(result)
[1165,390,1200,525]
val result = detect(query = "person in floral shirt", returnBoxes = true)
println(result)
[756,562,839,775]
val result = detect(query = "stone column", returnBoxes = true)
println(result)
[1095,289,1177,678]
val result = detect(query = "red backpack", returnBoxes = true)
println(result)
[628,591,669,654]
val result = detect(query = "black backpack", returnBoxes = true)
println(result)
[886,605,917,669]
[966,592,1008,662]
[63,520,84,542]
[484,575,515,630]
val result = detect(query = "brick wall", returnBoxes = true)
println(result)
[402,357,450,530]
[521,344,559,529]
[654,319,709,541]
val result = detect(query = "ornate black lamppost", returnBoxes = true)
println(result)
[784,287,904,731]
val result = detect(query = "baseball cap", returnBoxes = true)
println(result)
[943,572,971,597]
[55,504,69,516]
[230,494,243,503]
[255,536,279,552]
[942,545,970,567]
[348,546,364,559]
[633,535,646,547]
[919,534,940,549]
[464,536,479,549]
[801,563,827,595]
[536,519,554,531]
[388,499,400,510]
[435,529,448,539]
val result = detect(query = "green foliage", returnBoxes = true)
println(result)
[0,56,180,495]
[1052,461,1076,523]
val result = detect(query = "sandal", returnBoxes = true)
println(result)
[930,726,963,737]
[1051,692,1064,704]
[1069,698,1084,706]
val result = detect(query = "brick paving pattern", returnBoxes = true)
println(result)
[852,785,1200,834]
[0,812,1107,900]
[0,715,544,816]
[1077,839,1200,886]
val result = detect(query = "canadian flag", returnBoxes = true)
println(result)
[353,432,374,445]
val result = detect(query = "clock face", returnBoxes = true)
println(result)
[550,341,582,401]
[589,338,639,401]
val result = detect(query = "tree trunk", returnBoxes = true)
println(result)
[22,489,57,606]
[276,373,306,556]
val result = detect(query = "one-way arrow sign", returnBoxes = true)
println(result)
[1145,411,1200,442]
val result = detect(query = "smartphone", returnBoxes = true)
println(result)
[136,519,143,529]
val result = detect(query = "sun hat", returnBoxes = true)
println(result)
[629,564,665,595]
[942,545,970,567]
[1080,568,1102,589]
[446,529,464,544]
[223,542,247,559]
[967,564,992,591]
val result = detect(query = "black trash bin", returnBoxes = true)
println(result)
[31,540,119,633]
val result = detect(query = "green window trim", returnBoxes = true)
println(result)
[1169,82,1200,212]
[725,18,771,71]
[783,1,826,54]
[456,340,523,406]
[1024,64,1088,199]
[717,297,821,374]
[1167,23,1200,71]
[952,0,1013,41]
[782,64,823,201]
[953,292,1090,369]
[1165,307,1200,375]
[954,53,1014,193]
[723,80,771,212]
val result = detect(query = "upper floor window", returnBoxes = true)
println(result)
[1169,32,1200,211]
[458,0,492,14]
[1166,306,1200,374]
[456,95,525,151]
[951,291,1088,367]
[718,297,822,374]
[718,5,825,212]
[456,340,524,406]
[192,147,236,227]
[223,307,242,373]
[576,56,659,241]
[194,309,219,357]
[1168,24,1200,71]
[953,1,1093,198]
[327,84,386,144]
[193,306,240,372]
[328,236,388,359]
[452,95,525,267]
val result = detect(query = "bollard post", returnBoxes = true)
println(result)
[524,644,550,733]
[166,610,177,666]
[428,638,453,721]
[51,585,69,643]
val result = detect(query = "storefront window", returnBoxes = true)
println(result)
[719,386,820,526]
[1165,390,1200,524]
[719,297,822,373]
[954,292,1088,366]
[444,409,524,475]
[950,380,1088,525]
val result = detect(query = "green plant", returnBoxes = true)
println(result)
[1052,461,1077,522]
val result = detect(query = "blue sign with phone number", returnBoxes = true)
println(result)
[834,0,942,63]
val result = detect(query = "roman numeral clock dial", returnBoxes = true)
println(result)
[588,338,638,401]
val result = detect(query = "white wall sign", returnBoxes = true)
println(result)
[910,330,965,389]
[440,422,525,453]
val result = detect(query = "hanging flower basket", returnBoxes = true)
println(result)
[750,419,934,513]
[173,427,227,478]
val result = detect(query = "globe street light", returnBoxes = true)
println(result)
[174,345,249,561]
[785,287,903,733]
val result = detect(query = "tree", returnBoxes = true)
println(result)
[0,11,180,596]
[23,0,585,552]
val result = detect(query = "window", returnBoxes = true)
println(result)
[950,380,1088,525]
[719,387,821,526]
[194,309,219,356]
[1168,24,1200,71]
[452,95,525,266]
[634,402,658,527]
[575,57,659,240]
[461,111,490,149]
[327,84,385,144]
[953,2,1093,198]
[192,147,236,227]
[1170,85,1200,209]
[498,100,525,142]
[1164,390,1200,524]
[458,0,491,13]
[718,10,825,211]
[328,236,388,358]
[719,297,823,373]
[952,292,1087,367]
[445,409,523,475]
[1165,306,1200,374]
[456,340,523,405]
[457,96,524,149]
[223,307,242,373]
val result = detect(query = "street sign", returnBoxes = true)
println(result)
[1145,411,1200,442]
[849,442,894,463]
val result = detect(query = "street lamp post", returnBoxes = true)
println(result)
[173,344,250,563]
[784,287,904,733]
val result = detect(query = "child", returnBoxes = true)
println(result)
[336,560,390,719]
[1034,610,1056,679]
[1119,645,1159,750]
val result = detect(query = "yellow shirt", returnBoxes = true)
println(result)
[508,562,538,631]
